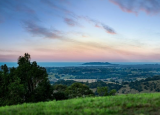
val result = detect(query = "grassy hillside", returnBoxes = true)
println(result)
[1,93,160,115]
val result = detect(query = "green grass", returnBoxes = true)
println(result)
[1,93,160,115]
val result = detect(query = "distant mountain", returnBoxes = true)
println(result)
[82,62,112,65]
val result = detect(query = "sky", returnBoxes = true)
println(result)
[0,0,160,62]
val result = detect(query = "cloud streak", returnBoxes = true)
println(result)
[0,49,20,53]
[41,0,71,15]
[23,21,126,56]
[0,54,18,62]
[22,21,160,61]
[41,0,116,34]
[102,24,116,34]
[0,0,36,14]
[85,17,116,34]
[24,21,63,39]
[109,0,160,15]
[64,18,80,27]
[0,0,38,23]
[22,21,124,57]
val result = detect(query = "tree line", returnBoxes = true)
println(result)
[54,79,121,92]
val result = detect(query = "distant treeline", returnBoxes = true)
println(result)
[123,75,160,92]
[53,80,122,92]
[46,66,160,80]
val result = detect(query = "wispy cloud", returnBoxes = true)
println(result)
[95,24,101,28]
[23,21,119,54]
[41,0,71,15]
[35,48,67,53]
[33,41,160,62]
[67,31,90,38]
[64,18,80,27]
[0,0,38,23]
[109,0,160,15]
[24,21,63,39]
[0,54,18,62]
[41,0,116,34]
[102,24,116,34]
[24,21,90,41]
[23,21,126,57]
[82,16,116,34]
[41,0,58,9]
[0,49,20,53]
[16,5,35,14]
[0,0,36,14]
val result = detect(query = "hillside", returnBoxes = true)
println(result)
[117,76,160,94]
[1,93,160,115]
[117,80,160,94]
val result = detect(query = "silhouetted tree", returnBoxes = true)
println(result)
[0,53,53,106]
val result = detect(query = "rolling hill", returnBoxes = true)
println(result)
[1,93,160,115]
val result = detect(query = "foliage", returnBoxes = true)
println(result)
[0,53,53,106]
[54,80,122,93]
[97,86,116,96]
[127,75,160,92]
[52,83,94,100]
[54,79,76,86]
[109,89,116,95]
[66,82,94,98]
[52,84,68,100]
[53,84,67,91]
[97,87,108,96]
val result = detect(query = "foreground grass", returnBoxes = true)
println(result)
[1,93,160,115]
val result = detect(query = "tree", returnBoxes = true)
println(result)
[53,84,68,100]
[109,89,116,95]
[97,87,116,96]
[0,64,26,105]
[16,53,53,102]
[66,82,94,98]
[0,53,53,106]
[53,84,67,91]
[97,87,108,96]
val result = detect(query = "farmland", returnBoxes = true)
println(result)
[46,64,160,84]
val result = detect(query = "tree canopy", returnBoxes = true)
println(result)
[0,53,52,106]
[66,82,94,98]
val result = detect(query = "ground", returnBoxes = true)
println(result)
[1,93,160,115]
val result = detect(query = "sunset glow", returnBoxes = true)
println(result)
[0,0,160,62]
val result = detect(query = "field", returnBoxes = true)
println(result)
[64,79,97,83]
[1,93,160,115]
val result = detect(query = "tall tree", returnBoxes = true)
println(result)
[15,53,52,102]
[0,53,53,106]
